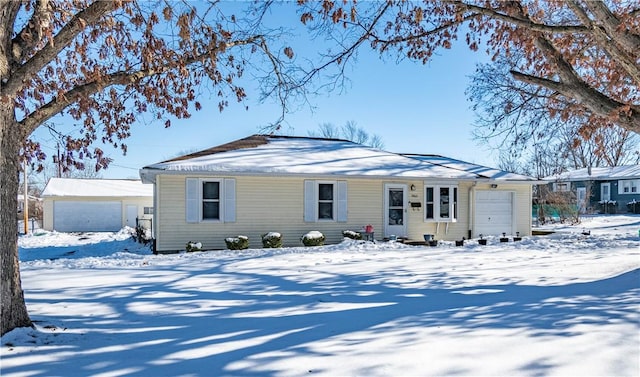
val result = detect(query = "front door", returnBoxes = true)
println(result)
[384,184,407,238]
[600,183,611,202]
[577,187,587,213]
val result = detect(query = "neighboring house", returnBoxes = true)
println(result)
[543,165,640,214]
[140,135,538,253]
[42,178,154,232]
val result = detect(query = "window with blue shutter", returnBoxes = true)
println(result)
[185,178,235,223]
[304,180,347,222]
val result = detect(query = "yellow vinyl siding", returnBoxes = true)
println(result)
[154,175,533,252]
[156,176,387,251]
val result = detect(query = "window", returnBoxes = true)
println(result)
[318,183,334,220]
[425,185,458,222]
[619,179,639,194]
[554,182,570,192]
[202,181,220,220]
[304,180,347,222]
[185,178,235,223]
[143,206,154,215]
[425,187,434,219]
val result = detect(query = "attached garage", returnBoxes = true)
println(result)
[42,178,153,233]
[474,190,515,237]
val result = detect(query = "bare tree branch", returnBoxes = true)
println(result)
[20,34,265,133]
[11,0,52,63]
[4,1,118,97]
[298,1,391,89]
[459,3,588,34]
[580,0,640,54]
[566,0,640,85]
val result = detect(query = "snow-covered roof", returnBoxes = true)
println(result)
[543,165,640,182]
[140,135,537,183]
[402,154,537,182]
[42,178,153,197]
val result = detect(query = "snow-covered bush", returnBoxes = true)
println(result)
[598,200,618,214]
[301,231,325,246]
[262,232,283,248]
[627,199,640,214]
[186,241,202,252]
[225,236,249,250]
[342,230,362,240]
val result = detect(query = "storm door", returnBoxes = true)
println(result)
[384,184,407,238]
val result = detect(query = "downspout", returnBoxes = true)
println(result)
[468,181,477,239]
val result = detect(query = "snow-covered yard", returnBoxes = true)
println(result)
[2,215,640,376]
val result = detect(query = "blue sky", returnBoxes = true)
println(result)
[31,4,496,180]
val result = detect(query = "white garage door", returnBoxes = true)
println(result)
[475,191,514,237]
[54,201,122,232]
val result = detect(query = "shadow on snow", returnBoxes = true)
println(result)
[2,251,639,377]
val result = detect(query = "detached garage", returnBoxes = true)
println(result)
[42,178,153,232]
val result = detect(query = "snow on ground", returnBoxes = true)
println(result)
[2,215,639,376]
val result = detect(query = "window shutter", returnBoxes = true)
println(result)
[224,178,236,222]
[185,178,199,223]
[337,181,348,222]
[304,180,316,222]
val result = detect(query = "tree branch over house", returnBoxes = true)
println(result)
[299,0,639,134]
[1,0,322,336]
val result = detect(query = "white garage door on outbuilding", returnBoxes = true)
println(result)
[42,178,154,233]
[53,201,122,232]
[474,190,514,237]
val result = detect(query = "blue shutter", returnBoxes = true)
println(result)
[224,178,236,222]
[337,181,348,222]
[304,180,316,222]
[185,178,199,223]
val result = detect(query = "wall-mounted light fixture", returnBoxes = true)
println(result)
[410,184,416,191]
[490,184,498,189]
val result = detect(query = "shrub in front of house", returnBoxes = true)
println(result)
[225,236,249,250]
[186,241,202,252]
[598,200,617,214]
[301,231,325,246]
[262,232,283,248]
[342,230,362,240]
[627,200,640,214]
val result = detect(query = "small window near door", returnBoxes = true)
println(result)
[425,185,458,222]
[425,187,434,219]
[143,207,154,215]
[439,187,450,219]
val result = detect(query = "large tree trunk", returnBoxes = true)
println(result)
[1,102,32,336]
[1,1,32,337]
